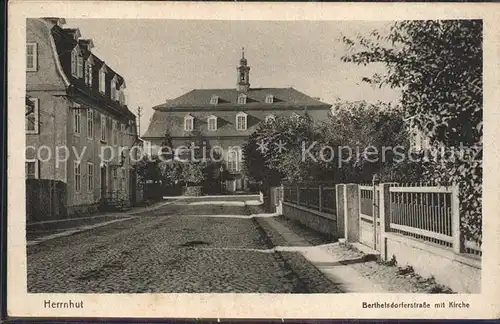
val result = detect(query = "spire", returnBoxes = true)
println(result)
[240,47,247,66]
[237,48,250,92]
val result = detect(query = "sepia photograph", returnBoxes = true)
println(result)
[7,1,500,320]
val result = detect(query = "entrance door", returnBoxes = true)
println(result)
[101,165,107,200]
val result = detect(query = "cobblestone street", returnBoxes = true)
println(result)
[27,199,343,293]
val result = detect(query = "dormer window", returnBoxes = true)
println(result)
[99,65,107,93]
[207,115,217,131]
[71,47,83,78]
[265,94,274,103]
[236,112,247,131]
[238,94,247,104]
[111,76,118,101]
[184,115,194,131]
[210,95,219,105]
[26,43,38,72]
[84,57,93,86]
[265,114,275,123]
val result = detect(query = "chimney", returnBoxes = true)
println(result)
[43,17,66,26]
[78,39,94,52]
[63,28,81,41]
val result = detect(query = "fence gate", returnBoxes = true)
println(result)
[358,185,381,250]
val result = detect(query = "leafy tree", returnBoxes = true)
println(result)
[342,20,483,243]
[317,100,422,183]
[182,161,206,186]
[242,114,322,187]
[136,155,162,184]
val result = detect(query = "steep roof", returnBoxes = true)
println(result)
[153,87,331,111]
[142,108,331,139]
[50,24,132,119]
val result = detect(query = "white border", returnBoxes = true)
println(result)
[8,1,500,319]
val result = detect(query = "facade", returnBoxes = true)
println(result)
[26,18,139,219]
[143,50,332,192]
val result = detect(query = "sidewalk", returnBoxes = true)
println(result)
[258,216,389,293]
[249,203,453,293]
[26,199,177,246]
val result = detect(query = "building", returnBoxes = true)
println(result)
[25,18,140,220]
[142,49,332,192]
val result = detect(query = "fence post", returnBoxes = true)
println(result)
[372,175,380,250]
[379,183,392,261]
[336,184,345,239]
[318,184,323,212]
[344,183,360,242]
[452,184,464,253]
[277,184,283,215]
[296,184,300,205]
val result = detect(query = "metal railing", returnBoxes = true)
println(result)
[283,182,336,215]
[389,185,454,248]
[388,184,481,257]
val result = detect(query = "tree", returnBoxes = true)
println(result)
[317,100,422,183]
[342,20,483,243]
[242,114,322,187]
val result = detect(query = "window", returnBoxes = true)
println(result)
[265,94,274,103]
[99,67,106,93]
[265,114,275,123]
[101,114,107,141]
[112,120,117,145]
[207,115,217,131]
[236,112,247,131]
[87,109,94,139]
[25,160,39,179]
[84,59,93,86]
[71,49,78,76]
[26,98,39,134]
[26,43,38,72]
[71,48,83,78]
[210,95,219,104]
[238,94,247,104]
[227,150,239,172]
[184,115,194,131]
[120,123,126,146]
[74,161,81,192]
[77,55,83,78]
[87,163,94,192]
[111,77,117,101]
[73,108,81,134]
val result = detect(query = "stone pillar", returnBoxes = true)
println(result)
[335,184,345,239]
[344,183,360,242]
[379,183,392,260]
[452,184,464,254]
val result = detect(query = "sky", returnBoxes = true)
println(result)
[66,19,400,135]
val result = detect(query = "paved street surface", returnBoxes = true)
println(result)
[27,198,342,293]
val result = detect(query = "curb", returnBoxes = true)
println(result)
[27,216,136,246]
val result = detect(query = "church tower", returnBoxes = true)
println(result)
[236,47,250,92]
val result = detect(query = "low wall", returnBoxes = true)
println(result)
[26,179,68,222]
[385,232,481,293]
[282,202,338,238]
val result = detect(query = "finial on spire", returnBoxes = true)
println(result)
[242,47,245,59]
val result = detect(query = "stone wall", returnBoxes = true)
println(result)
[282,202,338,239]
